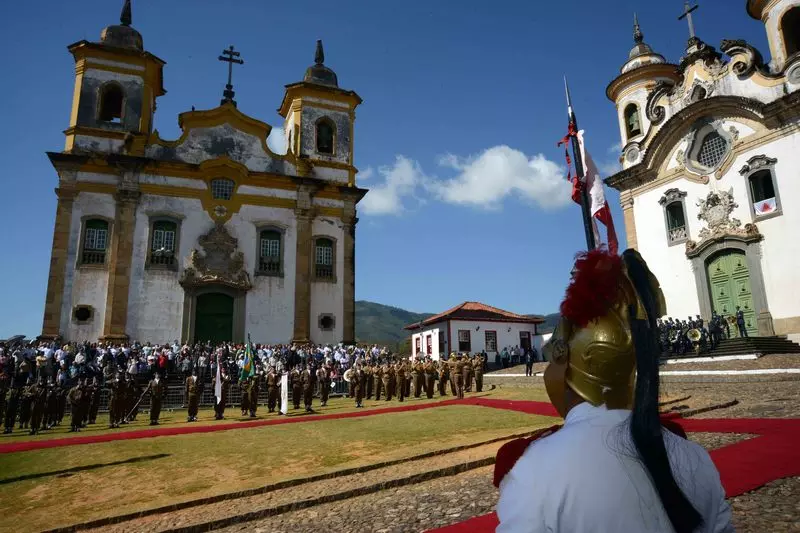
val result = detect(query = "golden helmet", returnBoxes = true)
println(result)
[543,249,665,416]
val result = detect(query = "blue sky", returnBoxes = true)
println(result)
[0,1,770,337]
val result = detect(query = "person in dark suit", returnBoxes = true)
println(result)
[736,306,748,338]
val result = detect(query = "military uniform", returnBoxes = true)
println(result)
[395,361,406,402]
[240,378,251,416]
[87,379,100,424]
[125,376,139,422]
[301,367,313,412]
[46,381,59,429]
[150,376,168,424]
[19,381,34,429]
[382,363,393,401]
[316,366,329,407]
[107,375,122,428]
[373,364,384,401]
[67,382,83,432]
[266,369,279,412]
[3,377,24,433]
[185,375,200,422]
[454,356,465,399]
[353,367,365,407]
[438,360,449,397]
[473,355,484,393]
[291,368,302,410]
[463,356,473,393]
[29,381,46,435]
[248,374,260,417]
[448,355,458,396]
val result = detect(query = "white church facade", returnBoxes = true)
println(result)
[405,302,545,361]
[40,2,367,345]
[606,0,800,340]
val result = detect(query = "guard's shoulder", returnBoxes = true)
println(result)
[493,424,562,488]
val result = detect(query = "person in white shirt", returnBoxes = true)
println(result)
[496,249,733,533]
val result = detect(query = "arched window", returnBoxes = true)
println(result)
[696,131,728,169]
[149,220,178,267]
[210,178,235,200]
[315,118,335,155]
[782,7,800,57]
[624,104,642,139]
[81,219,109,265]
[740,156,782,220]
[98,83,124,123]
[659,189,688,246]
[314,237,335,280]
[258,229,282,275]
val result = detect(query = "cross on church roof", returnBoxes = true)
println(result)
[219,45,244,107]
[678,0,700,39]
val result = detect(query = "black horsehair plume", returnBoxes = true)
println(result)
[622,249,703,533]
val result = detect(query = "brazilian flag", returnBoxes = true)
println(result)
[240,335,256,382]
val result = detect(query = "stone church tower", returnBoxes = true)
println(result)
[41,0,367,344]
[605,1,800,340]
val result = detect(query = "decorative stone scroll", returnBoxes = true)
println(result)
[180,223,252,291]
[685,188,761,257]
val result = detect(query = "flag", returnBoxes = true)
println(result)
[214,353,222,405]
[240,335,256,382]
[576,131,619,255]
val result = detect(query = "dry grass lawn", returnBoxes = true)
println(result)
[0,388,555,533]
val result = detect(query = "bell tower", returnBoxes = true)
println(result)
[747,0,800,72]
[278,40,362,186]
[64,0,165,155]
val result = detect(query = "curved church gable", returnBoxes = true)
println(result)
[146,103,296,176]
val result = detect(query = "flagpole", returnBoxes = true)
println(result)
[564,77,597,251]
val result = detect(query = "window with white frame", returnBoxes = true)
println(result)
[314,237,334,280]
[458,330,471,352]
[210,178,235,200]
[258,229,282,275]
[485,330,498,352]
[149,220,177,267]
[82,219,109,265]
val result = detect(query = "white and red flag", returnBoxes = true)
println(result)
[576,131,619,255]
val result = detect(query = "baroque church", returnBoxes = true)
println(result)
[606,0,800,340]
[40,1,367,344]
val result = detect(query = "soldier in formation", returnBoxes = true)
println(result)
[185,371,200,422]
[301,365,314,413]
[150,372,168,424]
[266,366,280,412]
[316,364,330,407]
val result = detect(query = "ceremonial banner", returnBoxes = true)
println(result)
[753,197,776,216]
[577,131,619,255]
[239,336,255,382]
[214,355,222,405]
[280,373,289,415]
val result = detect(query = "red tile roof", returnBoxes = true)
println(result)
[404,302,545,330]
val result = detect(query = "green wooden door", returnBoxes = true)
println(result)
[194,293,234,343]
[707,251,757,336]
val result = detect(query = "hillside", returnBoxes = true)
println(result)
[355,301,559,348]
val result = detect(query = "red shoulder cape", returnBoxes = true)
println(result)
[492,418,688,488]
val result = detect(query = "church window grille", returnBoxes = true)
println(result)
[315,118,335,155]
[314,237,334,280]
[258,230,282,275]
[665,202,687,244]
[696,132,728,169]
[458,330,471,352]
[782,7,800,57]
[211,178,235,200]
[624,104,642,139]
[149,220,177,267]
[98,83,124,124]
[485,330,498,352]
[82,219,109,265]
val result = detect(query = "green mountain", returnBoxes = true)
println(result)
[355,301,559,349]
[355,301,433,348]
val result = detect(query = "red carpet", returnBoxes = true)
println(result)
[427,407,800,533]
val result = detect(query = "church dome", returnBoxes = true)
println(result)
[99,0,143,51]
[303,40,339,87]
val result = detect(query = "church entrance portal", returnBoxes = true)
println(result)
[194,293,234,343]
[706,250,757,336]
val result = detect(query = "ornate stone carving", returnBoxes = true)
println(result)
[180,223,252,291]
[645,81,673,125]
[720,39,768,79]
[684,79,714,106]
[658,188,687,206]
[739,154,777,175]
[684,188,762,257]
[728,125,740,142]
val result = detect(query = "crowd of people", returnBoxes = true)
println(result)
[657,306,750,356]
[0,338,490,435]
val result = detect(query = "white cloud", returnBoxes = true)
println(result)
[359,156,425,216]
[608,142,622,154]
[267,125,288,155]
[426,146,569,211]
[360,146,570,216]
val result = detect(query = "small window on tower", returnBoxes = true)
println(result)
[314,237,335,280]
[624,104,642,139]
[98,83,124,123]
[315,118,335,155]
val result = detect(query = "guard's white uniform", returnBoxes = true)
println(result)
[497,403,734,533]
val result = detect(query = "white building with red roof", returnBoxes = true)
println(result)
[404,302,545,361]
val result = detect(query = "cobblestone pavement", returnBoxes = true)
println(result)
[661,380,800,418]
[730,477,800,533]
